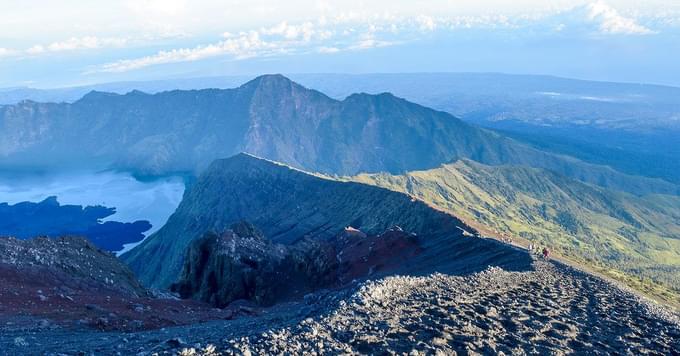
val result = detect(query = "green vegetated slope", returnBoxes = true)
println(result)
[351,159,680,302]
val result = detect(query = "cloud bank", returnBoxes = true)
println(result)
[1,1,677,88]
[91,2,660,73]
[585,1,655,35]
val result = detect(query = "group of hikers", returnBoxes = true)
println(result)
[490,232,551,260]
[527,243,551,260]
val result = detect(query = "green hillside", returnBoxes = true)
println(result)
[351,160,680,304]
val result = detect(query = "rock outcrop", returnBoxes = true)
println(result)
[170,222,336,307]
[170,222,423,307]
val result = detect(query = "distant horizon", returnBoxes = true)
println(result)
[3,1,680,88]
[4,71,680,91]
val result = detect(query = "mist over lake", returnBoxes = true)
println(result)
[0,170,185,248]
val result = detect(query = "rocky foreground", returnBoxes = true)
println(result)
[2,258,678,355]
[217,261,680,355]
[1,155,678,354]
[0,237,238,340]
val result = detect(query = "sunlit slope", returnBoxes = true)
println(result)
[351,160,680,296]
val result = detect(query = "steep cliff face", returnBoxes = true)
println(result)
[123,153,532,289]
[170,222,338,307]
[170,222,423,307]
[1,75,674,195]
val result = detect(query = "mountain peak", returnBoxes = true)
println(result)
[78,90,120,102]
[255,73,291,82]
[126,89,150,96]
[242,74,295,88]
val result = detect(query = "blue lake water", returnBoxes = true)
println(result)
[0,170,185,254]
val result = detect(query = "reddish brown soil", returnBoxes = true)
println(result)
[0,263,247,332]
[337,227,422,282]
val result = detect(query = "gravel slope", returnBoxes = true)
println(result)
[219,260,679,355]
[2,258,678,355]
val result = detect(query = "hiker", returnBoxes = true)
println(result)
[542,247,550,260]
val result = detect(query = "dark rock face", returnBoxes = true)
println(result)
[170,222,422,307]
[170,222,336,307]
[0,196,151,251]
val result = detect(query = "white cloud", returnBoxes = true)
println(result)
[416,15,437,32]
[647,12,680,28]
[0,48,17,57]
[0,36,132,59]
[25,36,129,55]
[96,30,280,73]
[45,36,129,52]
[260,21,316,41]
[586,1,655,35]
[318,46,340,54]
[86,2,663,73]
[93,18,403,72]
[25,45,43,54]
[1,1,670,46]
[520,1,657,36]
[351,39,394,50]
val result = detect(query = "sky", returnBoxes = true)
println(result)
[1,0,679,88]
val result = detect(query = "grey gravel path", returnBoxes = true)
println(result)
[2,260,679,355]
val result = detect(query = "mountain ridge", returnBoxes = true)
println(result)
[122,153,532,289]
[3,72,678,184]
[0,74,677,197]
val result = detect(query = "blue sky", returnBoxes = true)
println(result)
[1,0,679,88]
